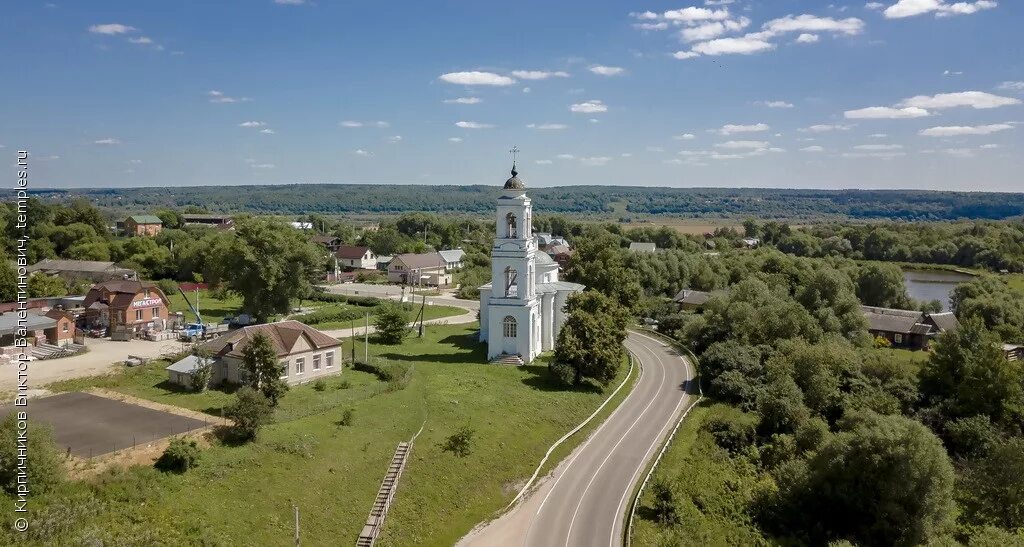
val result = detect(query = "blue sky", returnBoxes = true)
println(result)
[3,0,1023,191]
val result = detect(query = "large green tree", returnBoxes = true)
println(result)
[566,227,643,311]
[206,217,325,322]
[960,438,1024,530]
[374,301,410,345]
[553,291,629,386]
[241,332,288,406]
[856,263,912,309]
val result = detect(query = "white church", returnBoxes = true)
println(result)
[479,165,584,364]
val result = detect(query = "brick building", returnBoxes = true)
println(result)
[82,280,170,337]
[123,215,164,236]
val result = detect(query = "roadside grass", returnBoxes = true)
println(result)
[301,303,465,331]
[165,289,243,325]
[630,401,769,546]
[24,324,634,546]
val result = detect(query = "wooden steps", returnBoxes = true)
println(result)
[355,442,411,546]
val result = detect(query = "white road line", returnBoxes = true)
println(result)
[609,342,691,545]
[563,341,668,547]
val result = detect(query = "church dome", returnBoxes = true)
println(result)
[504,165,526,190]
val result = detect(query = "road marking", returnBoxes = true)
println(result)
[610,342,693,545]
[563,341,668,547]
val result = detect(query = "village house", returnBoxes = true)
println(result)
[535,233,569,252]
[166,320,341,388]
[82,280,170,337]
[123,215,163,236]
[673,289,713,311]
[311,234,344,253]
[387,252,451,286]
[545,244,573,269]
[629,242,657,253]
[1003,343,1023,362]
[439,249,465,271]
[862,306,961,350]
[43,309,76,347]
[335,245,377,270]
[27,259,137,284]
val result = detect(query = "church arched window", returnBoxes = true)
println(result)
[504,266,518,297]
[503,316,517,338]
[506,212,517,239]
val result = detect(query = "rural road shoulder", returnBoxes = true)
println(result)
[458,330,695,547]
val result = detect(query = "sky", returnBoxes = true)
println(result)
[2,0,1023,191]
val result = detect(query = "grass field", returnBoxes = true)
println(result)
[165,289,244,325]
[26,324,632,545]
[1008,273,1024,295]
[618,218,743,236]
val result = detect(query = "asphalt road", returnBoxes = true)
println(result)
[459,331,695,547]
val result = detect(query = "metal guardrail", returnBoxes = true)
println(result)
[623,328,704,547]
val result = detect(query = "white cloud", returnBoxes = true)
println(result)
[634,22,670,31]
[672,51,701,60]
[762,14,865,36]
[128,36,153,44]
[589,118,600,123]
[800,124,854,132]
[372,121,390,128]
[251,163,276,169]
[997,81,1024,92]
[664,158,685,165]
[621,153,633,157]
[522,87,532,93]
[865,2,885,9]
[663,7,731,22]
[718,123,770,135]
[94,138,120,145]
[448,137,463,143]
[944,148,977,157]
[884,0,997,19]
[589,65,625,76]
[535,159,553,165]
[692,36,775,55]
[339,120,389,128]
[756,100,794,108]
[387,135,402,143]
[274,0,307,4]
[556,154,575,160]
[853,143,903,150]
[716,140,770,149]
[897,91,1020,110]
[980,143,1001,149]
[510,70,570,80]
[795,33,820,43]
[919,123,1013,136]
[679,18,751,42]
[340,121,363,127]
[443,97,482,104]
[259,128,275,135]
[845,106,931,119]
[239,121,265,128]
[943,69,963,75]
[570,100,608,114]
[88,23,136,35]
[869,133,889,137]
[800,145,825,152]
[439,71,516,86]
[527,123,568,130]
[455,121,494,129]
[673,133,697,140]
[630,11,660,20]
[354,149,372,156]
[579,156,612,166]
[207,90,248,104]
[841,151,907,159]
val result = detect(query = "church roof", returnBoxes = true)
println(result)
[504,164,526,190]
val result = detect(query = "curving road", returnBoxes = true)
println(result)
[458,331,695,547]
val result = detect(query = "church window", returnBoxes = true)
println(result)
[504,267,518,297]
[503,316,517,338]
[506,213,517,238]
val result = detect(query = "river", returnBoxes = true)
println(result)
[902,269,975,311]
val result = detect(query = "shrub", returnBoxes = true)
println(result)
[873,335,892,349]
[155,437,200,473]
[0,413,64,495]
[312,378,327,392]
[337,379,352,390]
[224,387,273,441]
[443,426,475,457]
[651,478,681,525]
[374,302,410,344]
[301,306,365,326]
[338,409,355,427]
[704,414,757,454]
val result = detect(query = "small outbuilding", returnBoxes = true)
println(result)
[123,215,163,237]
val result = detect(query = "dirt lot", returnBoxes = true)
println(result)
[1,391,210,458]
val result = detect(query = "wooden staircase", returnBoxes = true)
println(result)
[356,441,410,547]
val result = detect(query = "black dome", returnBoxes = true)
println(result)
[504,164,525,190]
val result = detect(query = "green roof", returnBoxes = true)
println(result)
[127,215,163,225]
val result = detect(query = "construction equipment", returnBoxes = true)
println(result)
[177,287,206,341]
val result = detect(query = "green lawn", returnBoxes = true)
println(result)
[166,289,243,325]
[25,324,633,546]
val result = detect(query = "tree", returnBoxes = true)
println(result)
[374,301,410,344]
[856,263,911,308]
[0,413,64,495]
[553,291,629,386]
[27,273,67,298]
[224,387,273,441]
[442,426,475,457]
[960,438,1024,530]
[206,217,325,322]
[0,258,16,302]
[241,332,289,406]
[566,227,643,311]
[190,348,213,393]
[155,437,201,473]
[771,411,955,546]
[919,317,1024,429]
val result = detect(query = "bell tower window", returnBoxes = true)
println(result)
[506,213,518,239]
[503,316,517,338]
[504,266,518,297]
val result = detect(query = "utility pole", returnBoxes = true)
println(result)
[350,318,356,364]
[418,295,426,337]
[364,312,369,363]
[293,504,300,546]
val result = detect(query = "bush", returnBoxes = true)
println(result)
[224,387,274,441]
[337,379,352,390]
[550,360,576,386]
[301,306,365,326]
[704,413,757,454]
[312,378,327,391]
[337,409,355,427]
[650,478,681,525]
[155,437,200,473]
[0,413,64,495]
[374,302,410,344]
[442,426,475,457]
[872,335,892,349]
